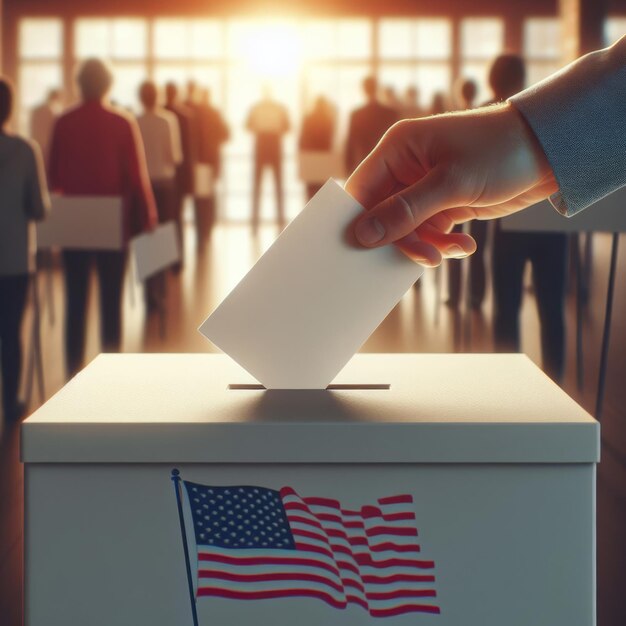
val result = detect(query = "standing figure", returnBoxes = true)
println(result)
[246,86,290,233]
[488,55,568,382]
[137,80,182,311]
[430,92,448,115]
[402,86,423,119]
[49,59,158,378]
[382,86,403,116]
[345,76,399,176]
[0,79,50,422]
[164,82,195,265]
[196,87,230,244]
[29,88,62,169]
[299,95,336,200]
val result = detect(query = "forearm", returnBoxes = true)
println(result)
[509,36,626,216]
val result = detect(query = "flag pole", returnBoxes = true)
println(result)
[171,468,200,626]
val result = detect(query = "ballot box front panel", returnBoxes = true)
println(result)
[25,462,594,626]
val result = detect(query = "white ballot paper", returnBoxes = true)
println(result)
[199,179,423,389]
[130,221,180,282]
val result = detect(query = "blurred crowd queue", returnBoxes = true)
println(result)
[0,52,568,423]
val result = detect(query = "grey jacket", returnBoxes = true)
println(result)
[0,134,50,275]
[510,36,626,217]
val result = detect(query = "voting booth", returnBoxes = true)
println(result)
[22,352,598,626]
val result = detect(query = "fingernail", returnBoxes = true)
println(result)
[447,245,468,258]
[355,217,386,245]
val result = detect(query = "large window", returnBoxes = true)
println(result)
[460,18,504,104]
[74,19,149,112]
[378,18,452,111]
[524,18,563,87]
[23,13,575,220]
[17,18,63,133]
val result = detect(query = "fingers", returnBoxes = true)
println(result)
[353,167,458,247]
[416,222,477,258]
[395,232,442,267]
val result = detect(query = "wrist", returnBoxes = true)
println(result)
[505,101,555,183]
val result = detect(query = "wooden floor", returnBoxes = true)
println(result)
[1,216,626,625]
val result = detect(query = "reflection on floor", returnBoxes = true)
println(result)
[1,219,626,626]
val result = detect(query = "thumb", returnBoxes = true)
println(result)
[353,167,457,248]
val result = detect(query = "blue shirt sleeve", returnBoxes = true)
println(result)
[509,36,626,217]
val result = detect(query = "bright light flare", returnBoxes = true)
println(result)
[244,23,301,78]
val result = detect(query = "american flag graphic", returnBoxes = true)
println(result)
[182,480,440,618]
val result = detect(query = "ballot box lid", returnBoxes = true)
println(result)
[21,353,599,464]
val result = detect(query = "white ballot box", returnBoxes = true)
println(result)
[37,195,124,250]
[501,187,626,233]
[22,353,598,626]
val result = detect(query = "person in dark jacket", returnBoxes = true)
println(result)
[0,78,50,422]
[345,76,398,176]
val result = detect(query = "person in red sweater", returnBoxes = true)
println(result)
[49,58,157,378]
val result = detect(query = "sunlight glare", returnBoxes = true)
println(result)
[244,22,301,77]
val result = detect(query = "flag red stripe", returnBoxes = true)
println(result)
[292,528,329,543]
[368,589,437,601]
[198,570,344,593]
[293,541,335,560]
[370,604,441,617]
[354,555,435,569]
[287,507,415,526]
[288,514,324,531]
[346,594,369,610]
[343,578,366,594]
[370,542,421,553]
[197,587,346,609]
[366,527,417,537]
[378,495,413,505]
[198,552,339,576]
[363,574,436,584]
[290,514,418,540]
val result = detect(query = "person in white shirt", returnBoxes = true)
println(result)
[29,88,62,170]
[246,85,290,233]
[136,80,182,311]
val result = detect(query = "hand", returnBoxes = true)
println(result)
[345,103,558,266]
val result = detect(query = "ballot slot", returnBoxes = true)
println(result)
[228,383,391,391]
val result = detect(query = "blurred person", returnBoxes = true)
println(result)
[0,78,50,422]
[485,54,568,381]
[299,95,336,200]
[49,58,158,378]
[137,80,182,312]
[345,76,399,175]
[246,85,291,233]
[402,86,423,119]
[430,92,448,115]
[164,82,195,265]
[455,78,478,110]
[30,88,62,169]
[195,87,230,245]
[446,77,484,309]
[383,86,403,115]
